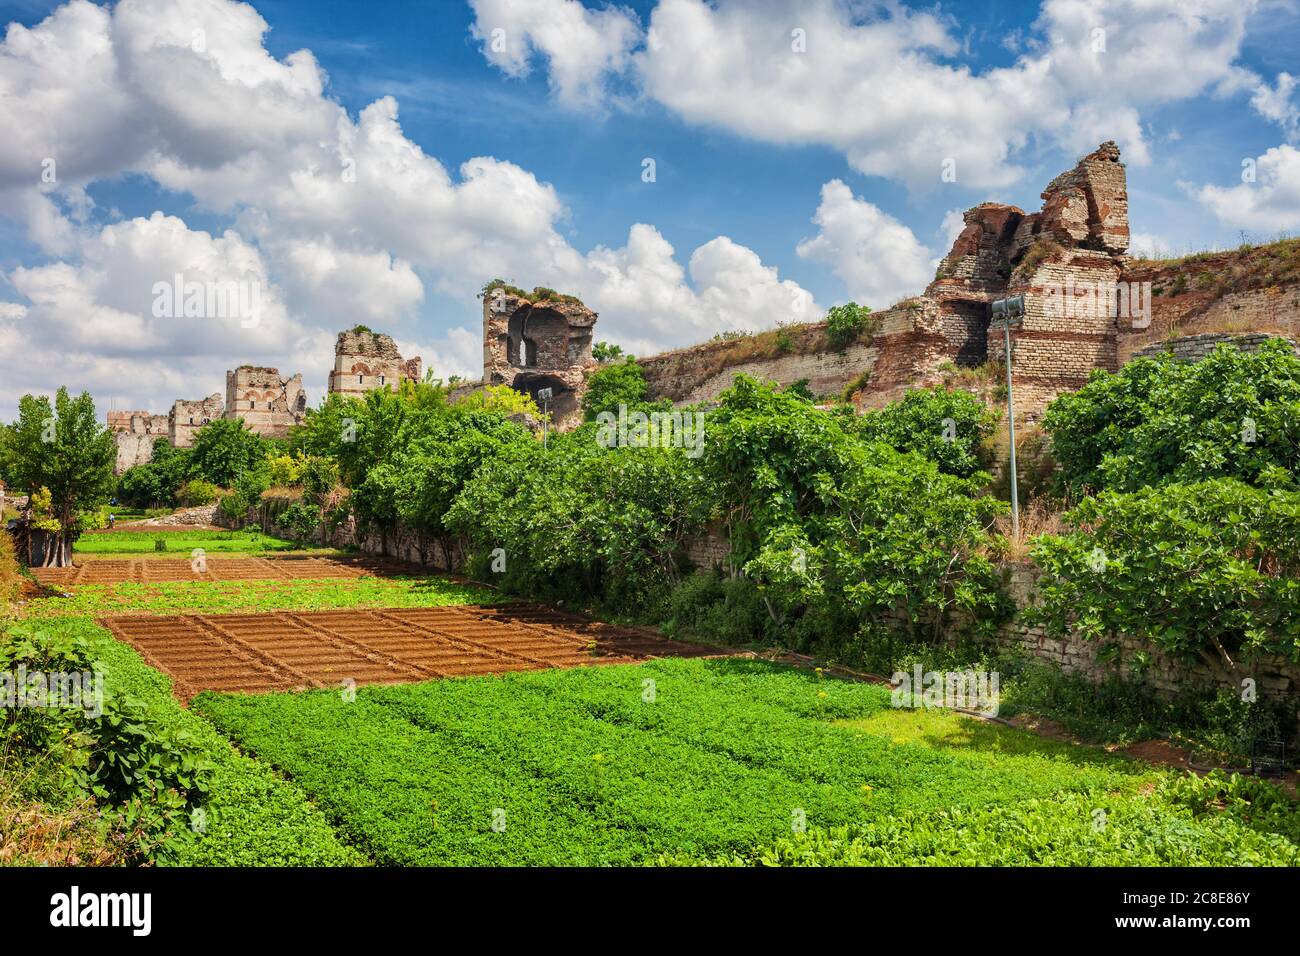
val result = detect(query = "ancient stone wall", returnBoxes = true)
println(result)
[636,142,1135,422]
[1116,285,1300,364]
[1131,332,1298,364]
[994,563,1300,706]
[327,329,422,398]
[108,410,169,473]
[168,393,224,448]
[224,366,306,439]
[639,300,946,407]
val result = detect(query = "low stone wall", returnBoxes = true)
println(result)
[1130,332,1298,364]
[996,563,1300,703]
[254,498,460,570]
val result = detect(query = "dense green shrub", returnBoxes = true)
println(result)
[0,626,213,861]
[1043,339,1300,494]
[448,429,710,612]
[703,376,1008,647]
[824,302,873,351]
[1030,479,1300,667]
[188,418,270,488]
[660,573,775,647]
[581,358,665,420]
[277,501,323,544]
[176,479,220,507]
[854,385,997,479]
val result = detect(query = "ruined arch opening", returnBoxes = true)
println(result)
[511,372,578,420]
[507,306,571,369]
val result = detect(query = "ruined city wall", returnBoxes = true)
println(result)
[639,301,941,406]
[169,393,224,448]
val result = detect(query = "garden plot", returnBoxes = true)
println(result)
[32,554,413,586]
[102,604,724,699]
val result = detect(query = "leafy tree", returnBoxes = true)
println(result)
[592,341,625,363]
[703,375,1007,643]
[446,430,710,611]
[854,386,997,479]
[351,405,535,562]
[582,358,669,420]
[701,375,857,565]
[454,385,542,419]
[188,418,269,488]
[2,388,115,565]
[824,302,873,351]
[1043,339,1300,494]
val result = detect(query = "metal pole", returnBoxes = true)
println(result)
[1004,319,1020,539]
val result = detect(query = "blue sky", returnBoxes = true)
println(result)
[0,0,1298,419]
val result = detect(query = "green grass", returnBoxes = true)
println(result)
[659,790,1299,866]
[75,529,299,555]
[187,658,1296,867]
[20,575,501,618]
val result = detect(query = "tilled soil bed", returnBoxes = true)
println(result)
[32,555,416,586]
[102,603,727,699]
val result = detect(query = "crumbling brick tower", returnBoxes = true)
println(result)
[223,367,307,439]
[926,141,1130,419]
[328,329,422,398]
[482,287,596,425]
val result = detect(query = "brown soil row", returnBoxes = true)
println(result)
[101,603,726,700]
[31,555,417,586]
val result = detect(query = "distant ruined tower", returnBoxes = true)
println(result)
[169,394,225,448]
[107,409,169,474]
[481,286,597,424]
[328,328,422,398]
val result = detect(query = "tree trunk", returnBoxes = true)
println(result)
[41,530,74,568]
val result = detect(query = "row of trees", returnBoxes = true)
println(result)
[278,357,1008,655]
